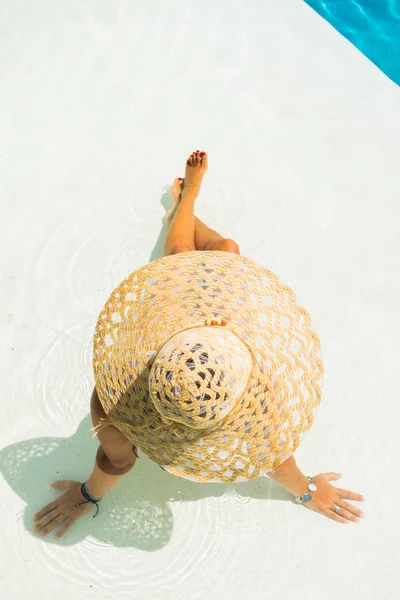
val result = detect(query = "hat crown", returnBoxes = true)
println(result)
[149,327,253,429]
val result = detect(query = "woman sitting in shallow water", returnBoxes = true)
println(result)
[33,150,365,539]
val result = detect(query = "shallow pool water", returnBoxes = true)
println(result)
[305,0,400,85]
[1,1,400,599]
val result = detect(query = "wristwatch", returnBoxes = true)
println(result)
[295,476,317,504]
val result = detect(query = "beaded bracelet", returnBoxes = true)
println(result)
[295,476,317,504]
[75,482,103,518]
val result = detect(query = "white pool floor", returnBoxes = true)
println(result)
[1,1,399,599]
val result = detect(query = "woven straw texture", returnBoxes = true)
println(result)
[92,250,323,483]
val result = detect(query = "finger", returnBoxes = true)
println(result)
[323,472,343,482]
[55,518,74,539]
[33,500,59,522]
[339,500,365,519]
[325,509,350,525]
[335,505,361,524]
[50,480,70,490]
[337,489,365,502]
[35,512,64,536]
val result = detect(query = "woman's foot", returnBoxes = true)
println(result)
[165,178,184,224]
[166,150,208,224]
[184,149,208,188]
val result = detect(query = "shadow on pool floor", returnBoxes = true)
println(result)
[0,414,293,550]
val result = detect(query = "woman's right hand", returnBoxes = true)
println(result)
[33,480,95,539]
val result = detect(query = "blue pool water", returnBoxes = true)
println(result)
[305,0,400,86]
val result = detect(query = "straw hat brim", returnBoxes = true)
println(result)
[93,251,323,483]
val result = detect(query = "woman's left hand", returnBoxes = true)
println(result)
[304,472,365,524]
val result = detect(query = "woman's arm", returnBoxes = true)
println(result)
[87,387,138,498]
[267,455,365,524]
[85,458,130,499]
[267,455,309,497]
[32,388,138,539]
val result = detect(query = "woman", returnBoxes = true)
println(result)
[33,150,365,539]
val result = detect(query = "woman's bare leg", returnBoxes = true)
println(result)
[163,150,208,256]
[163,150,241,256]
[194,216,224,251]
[167,178,223,250]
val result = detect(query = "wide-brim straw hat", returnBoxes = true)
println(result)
[92,250,323,483]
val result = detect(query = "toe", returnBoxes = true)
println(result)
[201,151,208,168]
